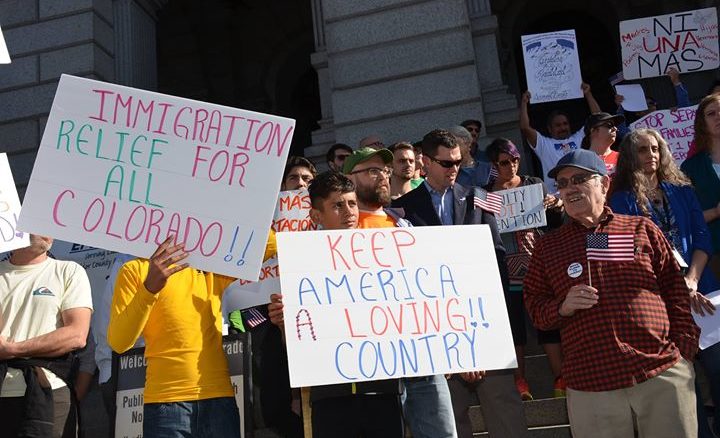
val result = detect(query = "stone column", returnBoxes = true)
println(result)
[113,0,165,89]
[307,0,336,169]
[466,0,522,148]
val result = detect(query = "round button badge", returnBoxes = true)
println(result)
[567,262,583,278]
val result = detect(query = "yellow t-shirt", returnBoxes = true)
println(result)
[108,261,235,403]
[358,211,397,229]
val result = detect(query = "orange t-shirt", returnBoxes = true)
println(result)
[601,150,619,176]
[358,210,397,229]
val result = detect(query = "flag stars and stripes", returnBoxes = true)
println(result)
[474,191,503,214]
[586,232,635,261]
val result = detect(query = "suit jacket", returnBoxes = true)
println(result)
[392,183,510,294]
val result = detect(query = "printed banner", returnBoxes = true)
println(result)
[272,189,316,232]
[620,8,719,80]
[18,74,295,281]
[277,226,517,387]
[522,30,583,103]
[0,153,29,252]
[115,335,248,438]
[632,105,697,164]
[494,184,546,234]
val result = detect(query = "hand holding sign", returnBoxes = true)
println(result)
[143,236,189,293]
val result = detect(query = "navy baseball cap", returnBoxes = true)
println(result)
[547,149,608,179]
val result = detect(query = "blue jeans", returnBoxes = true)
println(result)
[143,397,240,438]
[402,375,458,438]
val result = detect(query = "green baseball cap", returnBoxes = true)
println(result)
[342,147,394,174]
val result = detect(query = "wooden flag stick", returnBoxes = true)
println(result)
[587,260,592,288]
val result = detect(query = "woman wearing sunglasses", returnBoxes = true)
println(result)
[609,128,719,438]
[580,112,625,177]
[483,138,565,401]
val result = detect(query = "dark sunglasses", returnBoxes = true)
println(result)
[427,156,462,169]
[555,172,600,190]
[593,122,615,130]
[497,157,520,167]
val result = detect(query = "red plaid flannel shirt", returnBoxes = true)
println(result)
[524,208,699,392]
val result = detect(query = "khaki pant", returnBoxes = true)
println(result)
[566,358,697,438]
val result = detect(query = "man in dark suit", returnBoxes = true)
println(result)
[393,129,528,438]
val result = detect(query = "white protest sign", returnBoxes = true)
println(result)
[18,74,294,280]
[615,84,648,112]
[0,24,9,64]
[494,184,546,234]
[522,30,583,103]
[222,256,280,313]
[620,8,719,80]
[0,154,29,252]
[277,225,517,388]
[632,105,697,165]
[272,189,316,232]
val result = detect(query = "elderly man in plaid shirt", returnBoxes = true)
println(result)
[524,150,699,438]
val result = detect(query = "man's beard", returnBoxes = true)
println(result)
[357,182,391,208]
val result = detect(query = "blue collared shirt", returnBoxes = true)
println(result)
[424,180,454,225]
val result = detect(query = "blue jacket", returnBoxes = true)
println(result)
[609,182,719,293]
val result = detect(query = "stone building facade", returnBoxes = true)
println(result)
[1,0,718,192]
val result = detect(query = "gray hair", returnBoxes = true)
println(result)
[447,125,472,143]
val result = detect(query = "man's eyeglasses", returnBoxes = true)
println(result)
[555,172,600,190]
[497,157,520,167]
[349,167,392,179]
[427,156,463,169]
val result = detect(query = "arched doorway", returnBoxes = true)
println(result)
[155,0,320,157]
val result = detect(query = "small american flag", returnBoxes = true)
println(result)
[474,191,503,214]
[242,307,267,328]
[586,233,635,261]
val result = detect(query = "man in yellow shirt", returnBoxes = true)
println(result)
[108,232,276,438]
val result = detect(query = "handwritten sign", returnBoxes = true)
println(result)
[277,225,516,387]
[620,8,719,80]
[494,184,546,234]
[632,105,697,165]
[0,154,29,252]
[222,256,280,314]
[115,335,249,438]
[272,189,316,232]
[18,75,294,280]
[522,30,583,103]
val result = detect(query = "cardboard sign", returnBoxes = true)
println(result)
[494,184,546,234]
[115,335,249,438]
[0,154,29,252]
[277,225,517,387]
[632,105,697,164]
[522,30,583,103]
[222,255,280,314]
[620,8,719,79]
[18,75,294,280]
[272,189,316,232]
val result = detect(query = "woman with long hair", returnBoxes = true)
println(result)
[681,94,720,262]
[609,128,719,437]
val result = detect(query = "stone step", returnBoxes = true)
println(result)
[469,397,569,432]
[474,424,571,438]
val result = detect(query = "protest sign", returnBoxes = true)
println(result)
[522,30,583,103]
[615,84,648,112]
[494,184,546,234]
[632,105,697,165]
[620,8,719,80]
[0,154,29,252]
[272,189,316,232]
[277,225,516,387]
[18,74,294,280]
[222,255,280,314]
[115,335,249,438]
[0,24,9,64]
